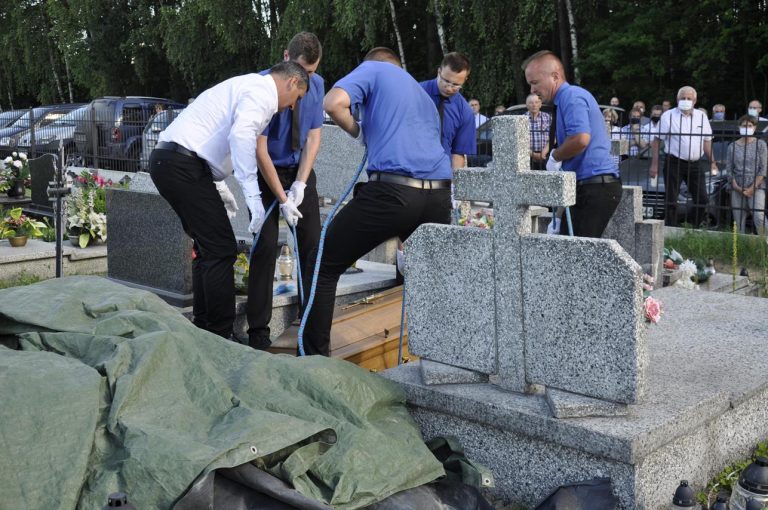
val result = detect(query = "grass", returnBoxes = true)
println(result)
[0,271,41,289]
[665,226,768,295]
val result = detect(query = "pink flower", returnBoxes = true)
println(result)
[644,296,663,324]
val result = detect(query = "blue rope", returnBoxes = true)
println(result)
[564,206,574,236]
[397,279,406,365]
[290,223,304,304]
[296,148,368,356]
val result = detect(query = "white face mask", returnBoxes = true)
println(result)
[740,126,755,136]
[748,108,759,117]
[678,99,693,111]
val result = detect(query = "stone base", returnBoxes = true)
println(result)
[0,239,107,281]
[545,388,628,418]
[384,287,768,509]
[420,359,490,385]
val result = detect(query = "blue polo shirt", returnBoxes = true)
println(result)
[419,78,476,157]
[334,61,451,179]
[258,70,325,167]
[553,82,615,180]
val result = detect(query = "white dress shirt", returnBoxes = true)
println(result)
[654,108,712,161]
[474,113,488,128]
[159,73,278,199]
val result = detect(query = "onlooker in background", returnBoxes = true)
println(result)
[603,108,621,171]
[662,100,672,112]
[650,85,718,227]
[469,98,487,128]
[525,93,551,169]
[610,96,620,108]
[633,100,650,125]
[747,99,768,121]
[620,107,644,157]
[711,104,726,121]
[639,104,663,151]
[727,114,767,234]
[494,105,506,115]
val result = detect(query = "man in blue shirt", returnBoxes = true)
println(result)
[524,50,621,237]
[247,32,325,350]
[303,47,452,356]
[420,52,476,170]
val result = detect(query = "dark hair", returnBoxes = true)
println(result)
[364,47,401,66]
[739,114,758,126]
[522,50,560,71]
[651,104,662,112]
[441,52,470,74]
[287,32,322,65]
[270,61,309,90]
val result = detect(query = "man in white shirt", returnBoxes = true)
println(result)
[650,85,718,227]
[149,61,308,339]
[469,98,487,128]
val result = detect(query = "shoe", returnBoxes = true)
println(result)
[249,337,272,351]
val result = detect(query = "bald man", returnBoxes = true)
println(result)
[523,50,621,237]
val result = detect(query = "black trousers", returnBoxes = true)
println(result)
[560,179,623,237]
[664,155,707,227]
[149,148,237,338]
[302,181,451,356]
[246,168,320,348]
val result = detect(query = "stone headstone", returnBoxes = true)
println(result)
[27,154,56,216]
[405,115,647,403]
[106,187,193,306]
[314,124,367,202]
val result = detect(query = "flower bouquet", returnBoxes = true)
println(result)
[459,209,495,229]
[66,171,111,248]
[642,274,663,324]
[0,207,46,247]
[0,152,30,195]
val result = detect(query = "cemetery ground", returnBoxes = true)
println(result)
[3,118,768,509]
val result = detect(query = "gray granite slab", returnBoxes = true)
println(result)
[126,171,157,193]
[521,234,646,404]
[106,188,192,305]
[546,388,629,419]
[313,124,367,201]
[602,186,643,257]
[420,359,490,385]
[635,219,664,284]
[405,224,496,374]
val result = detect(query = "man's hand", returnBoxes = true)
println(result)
[546,151,562,172]
[280,195,303,227]
[710,161,719,176]
[215,181,238,220]
[288,181,306,207]
[649,161,658,179]
[744,186,754,198]
[246,195,266,234]
[546,217,561,235]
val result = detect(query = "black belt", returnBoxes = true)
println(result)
[577,174,620,186]
[156,141,199,159]
[368,171,451,190]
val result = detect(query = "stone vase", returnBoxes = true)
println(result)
[6,180,25,198]
[8,235,28,247]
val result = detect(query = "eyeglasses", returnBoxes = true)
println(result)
[438,71,464,90]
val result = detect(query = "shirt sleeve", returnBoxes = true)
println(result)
[230,85,276,199]
[724,143,734,176]
[310,76,326,129]
[656,113,670,144]
[759,141,768,177]
[701,114,713,141]
[452,107,477,155]
[561,95,591,137]
[334,66,372,112]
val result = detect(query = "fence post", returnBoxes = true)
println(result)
[28,107,35,158]
[89,104,99,169]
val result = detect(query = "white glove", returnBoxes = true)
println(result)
[345,122,365,145]
[279,195,303,227]
[546,217,561,235]
[246,195,266,234]
[214,181,238,220]
[396,249,405,275]
[288,181,306,207]
[546,151,563,172]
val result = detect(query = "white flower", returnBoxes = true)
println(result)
[18,153,26,160]
[11,152,17,157]
[679,259,697,276]
[12,160,21,169]
[3,157,10,164]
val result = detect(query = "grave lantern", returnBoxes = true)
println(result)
[731,457,768,510]
[673,480,696,508]
[711,494,728,510]
[277,245,295,281]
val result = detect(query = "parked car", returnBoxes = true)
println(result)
[619,145,731,227]
[0,104,83,157]
[16,105,89,163]
[140,108,184,171]
[0,110,26,129]
[73,96,186,171]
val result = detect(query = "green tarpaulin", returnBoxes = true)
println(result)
[0,276,444,509]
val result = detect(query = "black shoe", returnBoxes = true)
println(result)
[249,337,272,351]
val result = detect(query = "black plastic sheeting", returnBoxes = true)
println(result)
[534,478,618,510]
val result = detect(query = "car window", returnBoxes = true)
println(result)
[39,111,68,128]
[51,107,88,126]
[122,105,148,125]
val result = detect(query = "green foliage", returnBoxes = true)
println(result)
[665,228,768,274]
[0,271,41,290]
[696,438,768,507]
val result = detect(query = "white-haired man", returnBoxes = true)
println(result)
[650,85,718,227]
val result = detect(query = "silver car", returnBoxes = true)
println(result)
[16,106,89,161]
[140,108,183,170]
